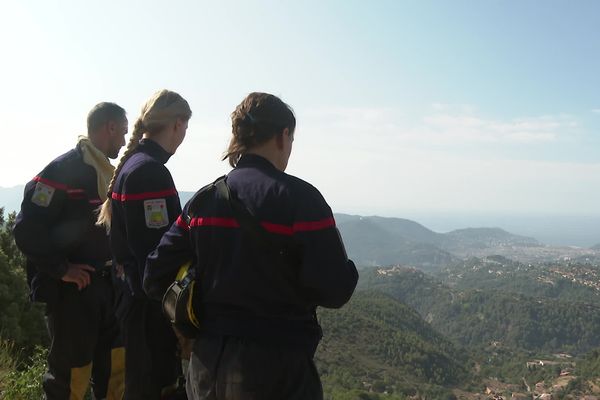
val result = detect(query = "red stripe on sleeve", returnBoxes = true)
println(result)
[293,217,336,233]
[111,188,178,202]
[176,215,190,231]
[33,176,69,191]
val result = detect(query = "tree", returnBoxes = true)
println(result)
[0,207,46,353]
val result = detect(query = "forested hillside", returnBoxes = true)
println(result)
[0,209,46,352]
[439,256,600,304]
[361,266,600,354]
[5,202,600,399]
[316,290,469,399]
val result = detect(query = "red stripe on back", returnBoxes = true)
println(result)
[261,222,293,236]
[293,217,336,232]
[186,216,335,235]
[33,176,69,191]
[190,217,240,228]
[111,188,178,201]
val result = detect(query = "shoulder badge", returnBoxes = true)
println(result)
[144,198,169,229]
[31,182,55,207]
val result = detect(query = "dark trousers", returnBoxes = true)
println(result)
[44,273,124,400]
[121,295,180,400]
[186,334,323,400]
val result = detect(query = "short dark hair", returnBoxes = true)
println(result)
[87,102,126,133]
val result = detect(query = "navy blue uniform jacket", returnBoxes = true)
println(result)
[110,139,181,297]
[144,154,358,347]
[13,143,111,302]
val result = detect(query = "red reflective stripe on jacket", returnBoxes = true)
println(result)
[189,217,240,228]
[293,217,336,232]
[33,176,69,191]
[261,222,293,236]
[187,217,335,236]
[176,215,190,231]
[33,177,92,201]
[111,188,178,202]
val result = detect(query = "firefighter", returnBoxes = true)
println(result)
[96,89,191,400]
[144,92,358,400]
[13,102,127,400]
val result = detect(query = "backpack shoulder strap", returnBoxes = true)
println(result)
[215,178,275,250]
[184,175,227,222]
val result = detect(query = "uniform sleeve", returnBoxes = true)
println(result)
[292,185,358,309]
[13,171,70,279]
[116,163,182,282]
[144,211,194,301]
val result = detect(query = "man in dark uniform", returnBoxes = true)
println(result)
[13,102,128,400]
[144,92,358,400]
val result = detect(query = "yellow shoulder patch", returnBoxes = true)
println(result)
[31,182,55,207]
[144,198,169,229]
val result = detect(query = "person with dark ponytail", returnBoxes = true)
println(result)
[97,89,191,399]
[144,92,358,400]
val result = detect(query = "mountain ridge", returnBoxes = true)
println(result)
[2,187,599,265]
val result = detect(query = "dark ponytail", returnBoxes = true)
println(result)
[223,92,296,167]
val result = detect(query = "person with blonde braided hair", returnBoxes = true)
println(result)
[97,89,191,400]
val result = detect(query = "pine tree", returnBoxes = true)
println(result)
[0,207,46,353]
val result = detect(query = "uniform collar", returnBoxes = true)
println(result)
[236,154,278,171]
[138,138,173,164]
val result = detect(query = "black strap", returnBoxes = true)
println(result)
[215,178,278,251]
[213,177,320,332]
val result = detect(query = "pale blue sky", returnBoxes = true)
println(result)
[1,0,599,217]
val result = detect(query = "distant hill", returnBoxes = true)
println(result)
[316,290,469,398]
[335,216,457,272]
[3,188,598,267]
[441,227,539,252]
[335,214,552,269]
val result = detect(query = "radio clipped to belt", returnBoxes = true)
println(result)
[162,262,200,338]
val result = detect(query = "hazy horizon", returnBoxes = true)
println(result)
[3,184,598,247]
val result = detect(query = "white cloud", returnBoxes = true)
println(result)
[592,109,600,114]
[301,105,578,147]
[419,113,574,144]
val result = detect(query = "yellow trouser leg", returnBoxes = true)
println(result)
[69,362,92,400]
[106,347,125,400]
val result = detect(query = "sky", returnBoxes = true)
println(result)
[1,0,599,221]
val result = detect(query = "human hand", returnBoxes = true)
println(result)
[115,263,125,279]
[61,263,95,290]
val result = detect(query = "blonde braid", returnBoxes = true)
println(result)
[96,88,191,228]
[96,119,146,228]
